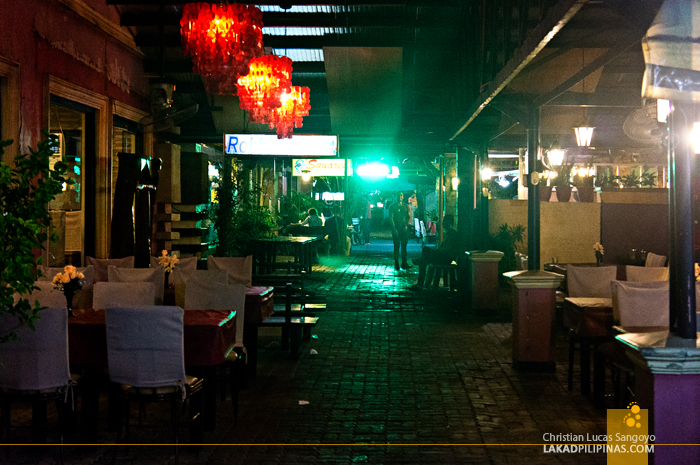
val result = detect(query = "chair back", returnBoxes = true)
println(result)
[38,265,95,309]
[108,266,165,305]
[625,265,668,282]
[182,281,247,348]
[93,282,157,309]
[613,280,669,327]
[105,306,186,388]
[0,307,71,390]
[207,255,252,287]
[172,269,228,308]
[13,281,66,308]
[567,265,617,298]
[150,255,198,272]
[645,252,667,267]
[86,256,134,282]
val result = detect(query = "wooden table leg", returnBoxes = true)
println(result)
[580,340,591,397]
[244,323,259,378]
[79,367,102,442]
[593,343,606,409]
[189,366,217,432]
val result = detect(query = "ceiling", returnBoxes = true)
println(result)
[110,0,667,167]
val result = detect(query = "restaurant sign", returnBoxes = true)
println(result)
[224,134,338,156]
[292,158,352,177]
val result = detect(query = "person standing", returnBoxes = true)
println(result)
[389,191,412,270]
[361,195,372,244]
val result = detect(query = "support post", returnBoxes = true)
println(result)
[527,108,541,270]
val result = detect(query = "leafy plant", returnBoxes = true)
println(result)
[1,133,71,343]
[572,165,595,188]
[550,163,573,187]
[620,173,642,188]
[209,159,276,257]
[641,167,657,188]
[595,172,620,189]
[489,223,526,274]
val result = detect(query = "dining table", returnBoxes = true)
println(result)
[563,297,614,408]
[68,308,236,440]
[252,236,321,275]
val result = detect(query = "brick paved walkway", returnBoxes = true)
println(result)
[6,231,609,464]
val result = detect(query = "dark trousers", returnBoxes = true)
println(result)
[361,218,371,243]
[392,227,409,266]
[417,246,452,286]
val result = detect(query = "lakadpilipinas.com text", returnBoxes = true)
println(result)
[542,433,655,454]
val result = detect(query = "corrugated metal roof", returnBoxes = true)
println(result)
[257,5,343,14]
[263,27,348,36]
[272,49,324,62]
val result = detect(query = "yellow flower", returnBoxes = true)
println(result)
[52,274,61,284]
[60,274,71,284]
[77,272,85,280]
[162,249,168,256]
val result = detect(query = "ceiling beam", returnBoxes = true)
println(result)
[135,32,456,49]
[144,60,325,74]
[121,11,461,28]
[533,33,644,107]
[450,0,588,141]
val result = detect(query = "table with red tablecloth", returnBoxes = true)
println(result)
[68,308,236,438]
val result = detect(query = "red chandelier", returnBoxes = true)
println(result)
[267,86,311,139]
[180,3,264,80]
[236,55,293,120]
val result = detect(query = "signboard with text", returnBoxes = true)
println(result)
[224,134,338,156]
[292,158,351,177]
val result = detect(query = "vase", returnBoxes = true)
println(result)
[64,288,75,318]
[165,271,172,289]
[539,184,553,202]
[577,186,595,203]
[555,186,572,202]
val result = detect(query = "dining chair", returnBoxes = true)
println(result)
[645,252,667,267]
[37,265,95,309]
[567,265,618,298]
[85,256,134,283]
[150,255,198,272]
[105,306,203,463]
[207,255,253,287]
[182,279,247,422]
[171,269,228,309]
[625,265,668,282]
[13,281,67,308]
[108,266,165,305]
[613,280,669,327]
[93,282,157,310]
[0,307,76,461]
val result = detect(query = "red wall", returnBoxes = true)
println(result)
[0,0,149,150]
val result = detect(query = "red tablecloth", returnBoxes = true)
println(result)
[68,309,236,367]
[161,286,274,324]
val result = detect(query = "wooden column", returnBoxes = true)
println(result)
[527,108,541,270]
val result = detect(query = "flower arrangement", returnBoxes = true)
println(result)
[158,250,179,273]
[695,263,700,282]
[593,242,604,264]
[51,265,85,290]
[52,265,85,317]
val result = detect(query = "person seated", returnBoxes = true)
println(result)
[324,207,346,255]
[410,214,461,289]
[299,208,323,227]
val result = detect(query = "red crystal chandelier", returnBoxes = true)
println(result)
[180,3,264,80]
[267,86,311,139]
[236,55,293,120]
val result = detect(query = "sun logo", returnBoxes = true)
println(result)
[622,402,643,429]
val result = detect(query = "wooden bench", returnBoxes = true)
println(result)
[427,263,458,291]
[259,283,320,360]
[272,302,326,340]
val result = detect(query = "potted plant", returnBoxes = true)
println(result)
[1,133,71,342]
[573,166,596,202]
[550,162,573,202]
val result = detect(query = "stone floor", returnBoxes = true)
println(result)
[5,228,610,464]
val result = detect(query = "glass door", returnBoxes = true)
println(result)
[48,96,96,266]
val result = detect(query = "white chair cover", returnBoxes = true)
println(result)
[0,307,71,390]
[625,265,669,282]
[183,281,247,349]
[150,255,198,272]
[645,252,667,267]
[108,266,165,305]
[85,256,134,282]
[613,280,669,327]
[172,269,228,309]
[105,306,186,388]
[93,282,157,310]
[207,255,253,287]
[567,265,617,298]
[611,280,669,323]
[13,281,67,308]
[37,265,95,309]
